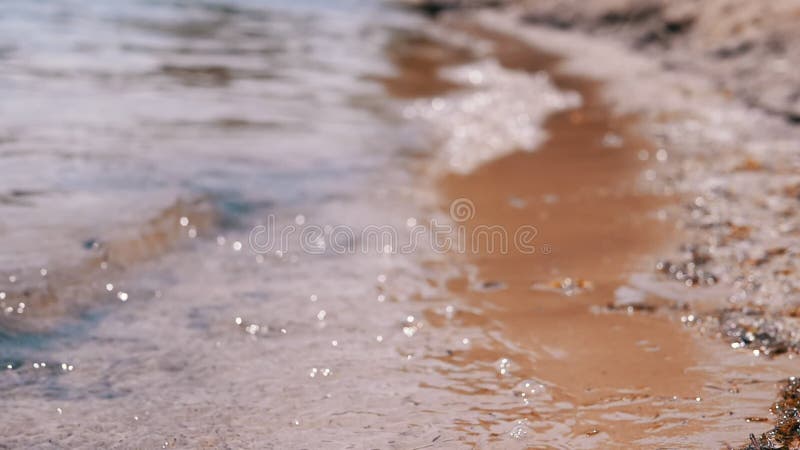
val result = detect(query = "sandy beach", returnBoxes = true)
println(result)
[3,1,800,448]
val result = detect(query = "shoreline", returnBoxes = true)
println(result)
[433,23,765,447]
[385,9,800,446]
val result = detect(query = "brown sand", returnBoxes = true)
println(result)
[379,21,796,448]
[439,27,711,445]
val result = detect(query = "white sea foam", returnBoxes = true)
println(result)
[404,58,581,174]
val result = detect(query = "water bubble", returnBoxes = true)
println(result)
[309,367,331,378]
[309,294,318,302]
[117,291,129,302]
[179,216,189,227]
[316,310,326,321]
[602,132,623,148]
[681,314,697,325]
[496,358,512,376]
[402,315,421,337]
[513,379,548,404]
[232,241,243,251]
[509,419,529,439]
[295,214,306,225]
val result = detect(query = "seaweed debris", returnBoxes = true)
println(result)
[744,377,800,449]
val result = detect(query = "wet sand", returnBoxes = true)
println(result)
[383,19,797,448]
[437,27,715,445]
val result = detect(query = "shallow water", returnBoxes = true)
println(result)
[0,0,420,327]
[0,1,568,447]
[0,0,459,446]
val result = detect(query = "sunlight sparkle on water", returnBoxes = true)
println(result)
[496,358,512,376]
[513,379,548,405]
